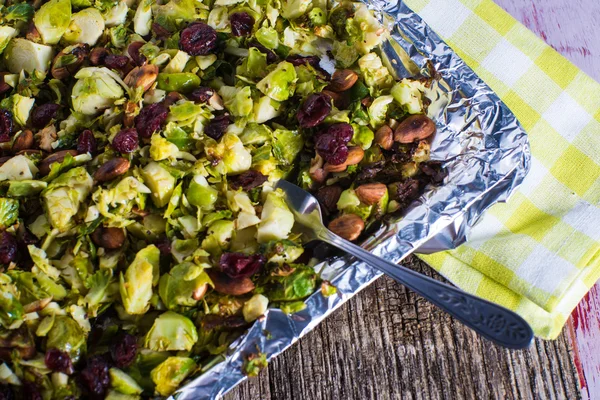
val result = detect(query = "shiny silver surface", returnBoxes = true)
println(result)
[174,0,531,398]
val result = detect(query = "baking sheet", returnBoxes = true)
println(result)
[173,0,531,398]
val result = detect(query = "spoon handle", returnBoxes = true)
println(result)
[319,230,534,349]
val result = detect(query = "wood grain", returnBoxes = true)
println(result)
[494,0,600,82]
[226,1,598,398]
[226,257,581,400]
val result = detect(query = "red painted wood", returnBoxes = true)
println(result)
[494,0,600,398]
[494,0,600,82]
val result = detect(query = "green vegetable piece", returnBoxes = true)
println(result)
[144,311,198,351]
[119,245,159,315]
[368,95,394,129]
[255,27,279,49]
[256,61,297,102]
[0,27,17,56]
[201,219,234,255]
[63,7,104,45]
[109,24,128,48]
[272,128,303,165]
[251,96,281,124]
[33,0,72,44]
[110,368,143,395]
[5,180,47,197]
[242,352,267,377]
[3,38,53,74]
[263,264,316,301]
[308,7,326,25]
[158,262,212,309]
[358,53,394,90]
[236,48,268,79]
[218,86,254,117]
[3,3,34,23]
[261,239,304,265]
[257,191,294,243]
[221,133,252,175]
[281,0,311,20]
[321,281,337,297]
[36,314,55,336]
[72,67,124,115]
[46,316,87,362]
[43,166,93,231]
[153,0,196,31]
[239,123,272,146]
[337,188,373,221]
[150,356,196,396]
[10,94,35,127]
[391,79,425,114]
[141,162,176,208]
[243,294,268,322]
[279,300,306,314]
[156,72,200,93]
[133,0,153,36]
[105,391,141,400]
[186,175,218,210]
[350,124,374,150]
[0,198,18,229]
[149,135,179,161]
[0,274,23,327]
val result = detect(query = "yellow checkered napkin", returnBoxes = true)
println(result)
[404,0,600,339]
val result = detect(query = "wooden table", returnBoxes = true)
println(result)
[227,2,600,399]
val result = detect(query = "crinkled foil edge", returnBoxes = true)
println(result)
[174,1,531,398]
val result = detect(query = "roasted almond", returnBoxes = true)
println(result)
[123,101,138,128]
[94,157,130,182]
[208,270,255,296]
[328,214,365,241]
[309,154,327,183]
[38,149,78,176]
[374,125,393,150]
[124,64,159,92]
[192,283,209,300]
[12,130,34,153]
[394,115,436,143]
[327,69,359,92]
[324,146,364,173]
[321,89,345,109]
[355,183,387,205]
[91,226,126,249]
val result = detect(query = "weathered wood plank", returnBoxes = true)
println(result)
[226,257,581,400]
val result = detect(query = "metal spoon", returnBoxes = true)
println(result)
[275,179,534,349]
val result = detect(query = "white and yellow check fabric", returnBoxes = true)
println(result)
[405,0,600,339]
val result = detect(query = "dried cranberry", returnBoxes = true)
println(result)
[110,333,138,368]
[419,161,447,185]
[154,236,171,256]
[152,22,171,41]
[0,110,13,142]
[297,93,332,128]
[393,179,420,204]
[286,55,321,68]
[315,124,353,165]
[0,231,17,265]
[328,123,353,143]
[0,384,14,400]
[80,355,110,399]
[77,129,97,155]
[315,185,343,215]
[89,48,110,66]
[230,12,254,36]
[44,348,74,375]
[179,22,218,56]
[135,103,168,138]
[103,55,130,71]
[248,41,278,63]
[112,128,139,153]
[188,86,215,103]
[128,41,147,66]
[30,103,60,129]
[205,114,230,140]
[229,170,267,191]
[20,383,42,400]
[0,74,11,97]
[219,252,265,278]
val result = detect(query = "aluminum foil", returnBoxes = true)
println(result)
[174,1,531,398]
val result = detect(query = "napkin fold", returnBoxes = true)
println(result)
[405,0,600,339]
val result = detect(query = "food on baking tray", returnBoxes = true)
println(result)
[0,0,445,397]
